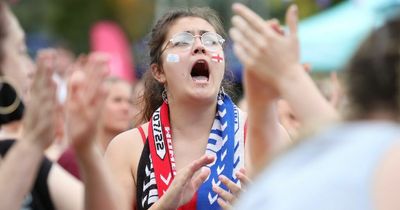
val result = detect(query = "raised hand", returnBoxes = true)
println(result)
[65,53,109,151]
[22,50,58,150]
[153,155,215,210]
[64,53,129,210]
[230,3,301,86]
[0,50,59,210]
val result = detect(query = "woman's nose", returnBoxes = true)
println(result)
[192,37,206,54]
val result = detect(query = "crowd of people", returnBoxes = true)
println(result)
[1,0,400,209]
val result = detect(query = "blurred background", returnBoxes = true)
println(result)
[9,0,400,92]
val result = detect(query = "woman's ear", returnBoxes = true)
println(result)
[151,63,166,83]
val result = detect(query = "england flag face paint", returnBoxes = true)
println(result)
[211,53,224,63]
[166,54,180,63]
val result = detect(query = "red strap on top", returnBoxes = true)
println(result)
[137,126,146,143]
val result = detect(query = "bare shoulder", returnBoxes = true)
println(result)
[104,123,150,204]
[104,123,149,179]
[106,123,149,156]
[373,141,400,210]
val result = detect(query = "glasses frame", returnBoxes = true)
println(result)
[160,31,225,55]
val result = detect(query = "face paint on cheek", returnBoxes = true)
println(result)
[211,53,224,63]
[166,54,180,63]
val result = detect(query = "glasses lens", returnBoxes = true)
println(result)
[202,32,224,52]
[168,32,224,52]
[170,32,194,50]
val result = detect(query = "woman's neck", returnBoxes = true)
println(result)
[168,99,217,140]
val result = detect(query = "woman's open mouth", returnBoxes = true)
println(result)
[191,59,209,82]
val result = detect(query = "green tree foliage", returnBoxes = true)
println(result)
[12,0,344,54]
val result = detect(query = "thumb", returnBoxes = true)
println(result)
[286,4,298,37]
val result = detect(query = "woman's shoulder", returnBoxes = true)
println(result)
[106,122,149,155]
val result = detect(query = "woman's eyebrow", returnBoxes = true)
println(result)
[184,30,210,35]
[199,30,209,35]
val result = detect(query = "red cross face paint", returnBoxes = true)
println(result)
[166,54,180,63]
[211,53,224,63]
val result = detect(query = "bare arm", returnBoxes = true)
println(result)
[0,141,47,210]
[244,70,281,176]
[48,164,83,210]
[0,51,58,210]
[65,53,129,210]
[230,4,338,175]
[231,3,337,128]
[104,128,145,209]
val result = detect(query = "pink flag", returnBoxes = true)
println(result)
[90,21,135,83]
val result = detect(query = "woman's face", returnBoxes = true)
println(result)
[156,17,225,104]
[1,7,34,100]
[102,81,134,133]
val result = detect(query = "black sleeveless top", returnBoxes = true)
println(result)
[136,139,158,210]
[0,139,55,210]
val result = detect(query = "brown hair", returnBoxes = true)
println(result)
[139,7,232,123]
[345,16,400,119]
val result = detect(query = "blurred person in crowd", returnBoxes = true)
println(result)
[99,77,135,151]
[105,7,253,210]
[0,1,34,141]
[0,2,128,210]
[231,2,400,210]
[58,76,135,179]
[314,72,344,110]
[131,79,145,127]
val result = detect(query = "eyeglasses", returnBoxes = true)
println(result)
[161,31,225,54]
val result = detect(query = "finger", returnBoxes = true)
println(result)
[236,169,251,187]
[285,4,298,36]
[172,155,213,191]
[84,53,109,105]
[33,55,56,99]
[67,70,85,108]
[190,155,215,173]
[212,182,235,203]
[231,16,265,44]
[192,167,210,189]
[179,155,214,184]
[229,27,260,59]
[219,175,241,194]
[232,43,256,69]
[232,3,268,35]
[217,197,231,210]
[267,19,284,36]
